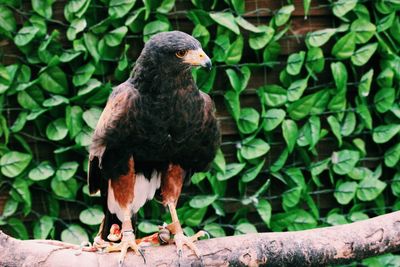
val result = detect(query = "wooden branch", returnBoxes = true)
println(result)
[1,211,399,267]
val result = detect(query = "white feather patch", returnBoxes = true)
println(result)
[107,171,161,221]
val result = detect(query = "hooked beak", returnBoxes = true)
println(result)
[182,48,212,70]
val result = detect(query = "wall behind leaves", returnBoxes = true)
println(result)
[0,0,399,264]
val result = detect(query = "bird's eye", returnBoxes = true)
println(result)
[175,50,188,58]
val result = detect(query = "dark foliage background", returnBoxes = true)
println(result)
[0,0,399,265]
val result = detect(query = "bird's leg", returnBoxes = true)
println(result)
[166,202,206,258]
[105,212,145,266]
[161,164,206,257]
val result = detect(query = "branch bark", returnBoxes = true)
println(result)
[1,211,399,267]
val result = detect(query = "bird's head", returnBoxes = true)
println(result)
[140,31,212,72]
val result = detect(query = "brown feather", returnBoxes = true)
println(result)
[161,164,184,205]
[110,158,135,208]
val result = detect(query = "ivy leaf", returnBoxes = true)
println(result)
[235,222,257,235]
[331,62,347,91]
[327,115,342,146]
[0,151,32,178]
[0,6,17,38]
[224,90,240,121]
[373,124,400,144]
[357,177,386,202]
[235,16,263,33]
[391,173,400,197]
[377,68,394,88]
[287,77,309,102]
[210,12,240,35]
[274,5,295,27]
[384,143,400,168]
[192,24,210,47]
[203,223,226,238]
[156,0,175,14]
[225,36,243,64]
[29,161,54,181]
[270,148,289,172]
[332,150,360,175]
[341,111,356,136]
[374,87,395,113]
[82,107,102,129]
[306,47,325,74]
[38,67,69,95]
[7,218,29,240]
[189,195,218,209]
[143,20,170,42]
[51,177,79,199]
[138,221,159,234]
[249,26,274,50]
[332,32,356,59]
[56,162,79,181]
[377,12,396,32]
[46,118,68,141]
[67,18,86,41]
[237,108,259,134]
[358,69,374,97]
[350,19,376,44]
[306,28,336,47]
[61,224,89,245]
[282,119,298,153]
[351,43,378,66]
[241,159,265,183]
[216,163,246,181]
[256,199,271,227]
[286,51,305,76]
[33,216,54,239]
[259,85,287,107]
[231,0,245,14]
[104,26,128,47]
[66,106,84,138]
[240,138,270,160]
[332,0,357,18]
[263,108,286,132]
[73,63,95,86]
[282,186,302,208]
[79,207,104,225]
[14,26,39,46]
[109,0,136,18]
[43,95,69,108]
[334,181,357,205]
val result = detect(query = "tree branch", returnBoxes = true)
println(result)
[1,211,399,266]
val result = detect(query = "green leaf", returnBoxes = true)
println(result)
[67,18,86,41]
[225,67,250,93]
[203,223,225,237]
[374,87,395,113]
[287,77,309,102]
[51,177,78,199]
[56,161,79,181]
[240,138,270,160]
[288,89,329,120]
[157,0,175,14]
[377,68,394,88]
[191,172,207,184]
[350,19,376,44]
[234,222,257,235]
[327,213,348,226]
[210,12,240,35]
[75,126,92,146]
[263,108,285,132]
[332,0,357,18]
[73,63,95,86]
[2,198,18,217]
[33,216,54,239]
[143,20,170,42]
[61,224,89,245]
[0,151,32,178]
[331,62,348,92]
[332,150,360,175]
[270,148,289,172]
[224,90,240,121]
[46,118,68,141]
[138,221,159,234]
[38,67,68,95]
[212,149,226,173]
[275,5,294,27]
[357,177,386,201]
[7,218,29,240]
[391,172,400,197]
[29,161,54,181]
[104,26,128,47]
[306,47,325,74]
[79,207,104,225]
[249,26,274,50]
[192,24,210,47]
[83,32,100,62]
[348,167,373,180]
[235,16,263,33]
[306,28,336,47]
[256,199,271,227]
[109,0,136,18]
[82,107,102,129]
[66,106,84,138]
[358,69,374,97]
[377,12,396,32]
[341,111,356,136]
[259,85,287,107]
[231,0,245,14]
[237,108,259,134]
[332,32,356,59]
[241,159,265,183]
[286,51,305,76]
[385,143,400,168]
[0,6,17,38]
[282,119,298,153]
[282,186,302,208]
[372,124,400,144]
[334,181,357,205]
[327,116,342,146]
[43,95,69,107]
[216,163,246,181]
[189,195,218,208]
[225,36,243,64]
[14,26,39,46]
[351,43,378,66]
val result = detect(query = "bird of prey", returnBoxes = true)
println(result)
[87,31,220,265]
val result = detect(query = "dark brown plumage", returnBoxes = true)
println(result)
[87,31,220,262]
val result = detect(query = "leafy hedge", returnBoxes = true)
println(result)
[0,0,400,264]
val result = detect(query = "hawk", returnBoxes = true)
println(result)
[87,31,220,265]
